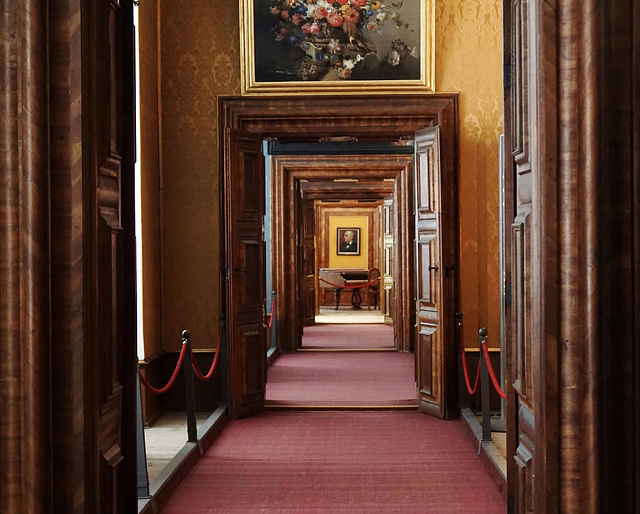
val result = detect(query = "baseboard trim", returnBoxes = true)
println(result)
[297,347,396,352]
[265,402,418,411]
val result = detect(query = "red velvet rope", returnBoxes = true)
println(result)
[319,276,380,290]
[459,323,481,395]
[482,340,506,399]
[191,327,224,382]
[139,342,188,394]
[267,297,275,329]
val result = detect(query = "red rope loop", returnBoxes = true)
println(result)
[267,297,275,329]
[481,340,506,399]
[191,327,224,382]
[139,342,188,394]
[319,276,380,290]
[459,323,481,395]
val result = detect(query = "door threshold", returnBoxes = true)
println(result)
[265,400,418,411]
[297,347,396,352]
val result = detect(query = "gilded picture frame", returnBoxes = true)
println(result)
[240,0,434,95]
[337,227,360,255]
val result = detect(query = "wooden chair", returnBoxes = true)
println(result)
[366,268,381,310]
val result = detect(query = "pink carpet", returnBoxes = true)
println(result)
[266,351,417,406]
[159,411,506,513]
[301,324,395,349]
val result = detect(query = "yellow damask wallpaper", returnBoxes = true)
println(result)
[435,0,503,349]
[157,0,241,350]
[146,0,502,352]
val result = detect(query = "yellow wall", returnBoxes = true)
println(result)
[435,0,503,348]
[328,216,369,270]
[155,0,240,350]
[142,0,503,351]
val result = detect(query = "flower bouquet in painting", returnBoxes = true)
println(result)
[254,0,421,82]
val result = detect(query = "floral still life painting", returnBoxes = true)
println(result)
[240,0,433,94]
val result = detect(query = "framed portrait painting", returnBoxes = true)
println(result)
[337,227,360,255]
[240,0,434,95]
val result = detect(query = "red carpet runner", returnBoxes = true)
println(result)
[300,323,395,349]
[266,351,417,407]
[160,411,506,513]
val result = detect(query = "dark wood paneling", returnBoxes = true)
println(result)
[82,0,137,511]
[50,0,87,509]
[514,405,535,513]
[219,95,459,143]
[224,129,266,419]
[0,0,53,509]
[597,1,639,510]
[501,0,517,502]
[0,1,24,512]
[21,0,52,509]
[504,0,640,511]
[505,0,541,510]
[300,180,395,199]
[300,199,316,326]
[1,1,136,511]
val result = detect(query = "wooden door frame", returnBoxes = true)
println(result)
[219,94,460,417]
[272,156,412,352]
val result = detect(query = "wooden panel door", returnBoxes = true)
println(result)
[383,197,394,321]
[505,1,538,511]
[84,0,137,511]
[502,2,640,511]
[224,129,266,419]
[300,198,316,325]
[414,127,445,418]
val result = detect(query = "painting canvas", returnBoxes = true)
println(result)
[337,227,360,255]
[240,0,434,94]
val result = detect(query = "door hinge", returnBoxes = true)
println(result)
[222,266,231,282]
[505,281,512,306]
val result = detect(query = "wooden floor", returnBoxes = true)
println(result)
[144,411,212,482]
[493,431,507,458]
[315,305,386,324]
[490,431,507,477]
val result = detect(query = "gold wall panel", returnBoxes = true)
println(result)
[158,0,240,351]
[435,0,503,348]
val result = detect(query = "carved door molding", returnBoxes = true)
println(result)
[505,0,640,511]
[0,0,137,511]
[219,95,460,419]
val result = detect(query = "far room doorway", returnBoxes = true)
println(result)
[261,146,407,409]
[219,95,459,420]
[265,143,414,355]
